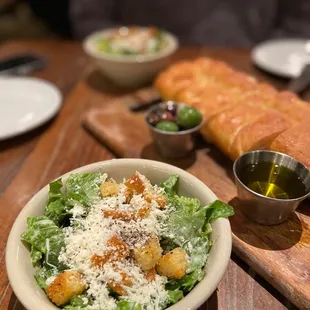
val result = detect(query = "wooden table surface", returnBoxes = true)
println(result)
[0,40,303,310]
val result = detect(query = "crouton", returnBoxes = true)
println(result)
[103,209,134,221]
[136,203,151,219]
[134,237,162,271]
[108,272,133,296]
[107,235,130,258]
[156,248,187,279]
[125,173,145,194]
[46,270,86,306]
[91,253,110,268]
[100,180,119,197]
[144,191,167,208]
[124,188,133,204]
[155,194,167,208]
[145,267,156,282]
[103,201,150,222]
[91,235,130,268]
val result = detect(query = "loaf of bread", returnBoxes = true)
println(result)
[230,111,294,159]
[275,91,310,122]
[206,103,267,156]
[270,121,310,168]
[154,57,310,166]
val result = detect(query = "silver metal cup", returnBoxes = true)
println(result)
[233,150,310,225]
[145,101,203,159]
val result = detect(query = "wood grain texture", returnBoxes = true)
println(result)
[1,79,292,310]
[84,89,310,310]
[0,43,303,310]
[0,40,91,195]
[1,43,309,196]
[0,81,292,310]
[3,255,291,310]
[0,81,116,310]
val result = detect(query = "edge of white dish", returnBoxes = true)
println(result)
[0,77,62,140]
[6,159,231,310]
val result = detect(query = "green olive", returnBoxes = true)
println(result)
[177,106,202,128]
[155,121,179,132]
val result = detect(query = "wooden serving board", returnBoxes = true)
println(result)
[84,88,310,310]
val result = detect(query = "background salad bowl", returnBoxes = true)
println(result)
[83,27,179,88]
[6,159,232,310]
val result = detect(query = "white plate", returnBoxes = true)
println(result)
[252,39,310,78]
[0,77,62,140]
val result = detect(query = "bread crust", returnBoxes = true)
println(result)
[154,57,309,162]
[270,121,310,168]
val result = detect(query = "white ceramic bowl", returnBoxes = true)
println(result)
[6,159,231,310]
[83,27,179,88]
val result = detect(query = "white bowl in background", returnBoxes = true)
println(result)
[6,158,231,310]
[83,28,179,88]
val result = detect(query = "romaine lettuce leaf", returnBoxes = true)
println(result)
[117,300,142,310]
[66,172,104,205]
[161,195,211,291]
[63,306,90,310]
[35,266,54,289]
[30,245,43,266]
[160,175,179,196]
[63,295,91,309]
[161,178,234,294]
[205,200,234,222]
[184,236,212,272]
[45,179,68,226]
[166,289,183,305]
[154,28,164,52]
[166,269,205,292]
[45,172,105,226]
[21,216,66,271]
[162,195,207,246]
[48,178,64,200]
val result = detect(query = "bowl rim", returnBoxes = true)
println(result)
[6,158,231,310]
[233,150,310,202]
[83,27,179,63]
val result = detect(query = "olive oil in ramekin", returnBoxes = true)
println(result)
[239,162,307,199]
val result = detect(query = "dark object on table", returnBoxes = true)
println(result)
[129,97,162,112]
[0,54,46,76]
[287,64,310,94]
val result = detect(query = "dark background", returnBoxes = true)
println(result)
[0,0,70,41]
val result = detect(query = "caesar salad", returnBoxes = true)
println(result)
[21,172,234,310]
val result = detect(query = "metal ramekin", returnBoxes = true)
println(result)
[145,101,203,159]
[233,150,310,225]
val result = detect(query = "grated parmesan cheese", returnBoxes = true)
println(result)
[113,260,168,310]
[58,172,169,309]
[45,275,56,286]
[70,204,85,218]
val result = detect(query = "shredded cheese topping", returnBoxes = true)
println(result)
[58,172,168,310]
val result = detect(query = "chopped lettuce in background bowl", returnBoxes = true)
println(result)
[6,159,233,310]
[96,27,167,56]
[82,27,179,88]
